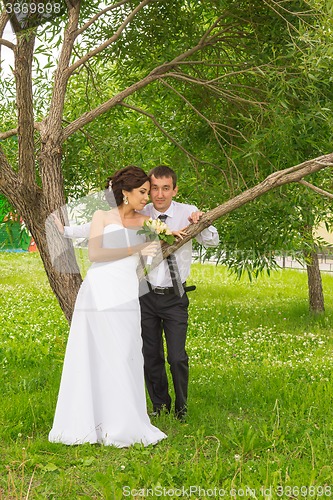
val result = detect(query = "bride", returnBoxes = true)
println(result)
[49,166,166,447]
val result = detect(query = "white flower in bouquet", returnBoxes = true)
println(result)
[137,218,174,244]
[137,218,175,271]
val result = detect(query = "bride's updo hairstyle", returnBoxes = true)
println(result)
[105,165,150,207]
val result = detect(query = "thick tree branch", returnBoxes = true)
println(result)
[15,32,36,186]
[0,37,15,49]
[0,128,18,140]
[0,9,9,37]
[0,9,11,74]
[161,153,333,259]
[62,74,161,140]
[44,2,81,135]
[63,12,239,139]
[299,179,333,200]
[138,154,333,280]
[0,122,41,141]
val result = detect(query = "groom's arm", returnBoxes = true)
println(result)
[53,215,91,239]
[188,210,219,247]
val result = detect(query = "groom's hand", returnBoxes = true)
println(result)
[188,211,203,224]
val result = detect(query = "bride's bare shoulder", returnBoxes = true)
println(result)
[92,209,117,225]
[92,210,108,221]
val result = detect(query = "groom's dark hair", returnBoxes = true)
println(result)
[148,165,177,188]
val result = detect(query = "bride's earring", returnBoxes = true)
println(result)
[123,195,129,205]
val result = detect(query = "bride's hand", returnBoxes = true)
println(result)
[52,214,65,235]
[140,241,159,257]
[172,228,187,240]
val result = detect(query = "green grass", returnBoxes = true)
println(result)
[1,253,333,498]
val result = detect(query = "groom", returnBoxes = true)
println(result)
[57,165,219,420]
[139,165,219,420]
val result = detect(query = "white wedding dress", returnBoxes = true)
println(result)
[49,224,166,447]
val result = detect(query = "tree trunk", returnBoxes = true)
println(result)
[301,225,324,314]
[37,135,83,323]
[1,172,82,323]
[6,7,84,323]
[305,251,324,313]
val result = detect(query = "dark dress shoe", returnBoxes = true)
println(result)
[151,404,171,417]
[175,407,187,421]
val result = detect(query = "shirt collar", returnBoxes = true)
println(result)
[152,201,175,220]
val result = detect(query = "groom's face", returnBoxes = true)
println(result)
[150,175,178,213]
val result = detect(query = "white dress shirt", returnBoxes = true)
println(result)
[141,201,219,287]
[63,201,219,287]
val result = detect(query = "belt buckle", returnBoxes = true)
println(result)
[153,286,166,295]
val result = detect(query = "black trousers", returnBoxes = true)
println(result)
[139,290,189,414]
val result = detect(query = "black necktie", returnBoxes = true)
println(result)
[158,214,184,297]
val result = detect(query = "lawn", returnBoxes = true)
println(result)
[1,252,333,499]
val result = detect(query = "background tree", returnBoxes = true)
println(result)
[209,12,333,313]
[0,0,332,321]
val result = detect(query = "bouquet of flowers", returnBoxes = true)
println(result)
[137,217,175,244]
[137,218,175,270]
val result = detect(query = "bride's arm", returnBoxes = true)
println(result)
[88,211,157,263]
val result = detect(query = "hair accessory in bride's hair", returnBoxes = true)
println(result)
[108,180,113,192]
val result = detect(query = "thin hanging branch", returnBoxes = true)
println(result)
[68,0,154,75]
[159,78,248,143]
[62,23,228,140]
[163,72,267,107]
[76,0,137,36]
[119,102,204,163]
[118,101,234,189]
[158,77,247,187]
[299,179,333,200]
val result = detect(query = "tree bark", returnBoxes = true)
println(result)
[302,225,325,314]
[305,251,325,314]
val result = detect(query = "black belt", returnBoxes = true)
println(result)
[148,283,196,295]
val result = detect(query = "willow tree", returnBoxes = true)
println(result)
[0,0,332,321]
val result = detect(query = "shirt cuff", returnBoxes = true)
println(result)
[63,226,71,238]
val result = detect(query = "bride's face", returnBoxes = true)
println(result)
[123,181,150,210]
